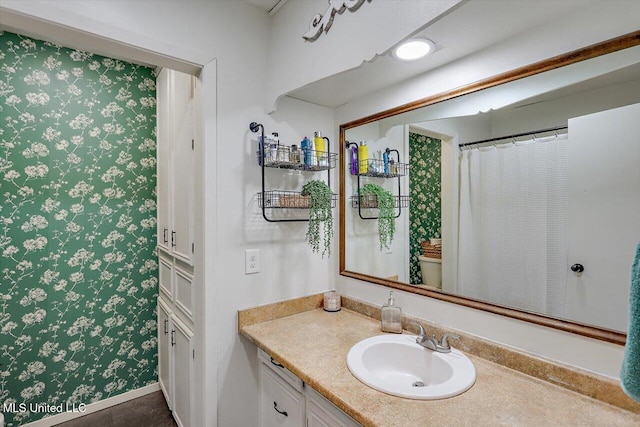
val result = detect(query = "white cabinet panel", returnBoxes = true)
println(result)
[306,387,360,427]
[174,266,193,321]
[159,255,173,300]
[260,363,305,427]
[158,298,173,410]
[172,316,194,427]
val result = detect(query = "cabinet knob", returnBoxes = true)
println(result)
[171,231,176,248]
[171,330,175,346]
[571,264,584,273]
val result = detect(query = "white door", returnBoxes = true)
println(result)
[157,298,173,409]
[172,316,194,427]
[170,71,195,264]
[156,69,172,252]
[567,103,640,331]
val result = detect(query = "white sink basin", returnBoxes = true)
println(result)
[346,334,476,400]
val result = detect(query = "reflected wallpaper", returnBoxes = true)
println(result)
[409,133,441,285]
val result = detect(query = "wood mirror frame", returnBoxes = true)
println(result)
[339,30,640,346]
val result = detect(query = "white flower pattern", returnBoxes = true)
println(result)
[0,31,157,426]
[409,133,441,284]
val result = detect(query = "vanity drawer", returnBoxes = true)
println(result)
[258,348,303,392]
[260,362,305,427]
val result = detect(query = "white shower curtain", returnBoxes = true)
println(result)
[457,135,568,316]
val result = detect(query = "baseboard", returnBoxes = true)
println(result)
[20,383,160,427]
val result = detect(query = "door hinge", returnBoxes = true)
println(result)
[191,139,194,150]
[192,242,194,253]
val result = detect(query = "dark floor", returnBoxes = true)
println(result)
[54,391,177,427]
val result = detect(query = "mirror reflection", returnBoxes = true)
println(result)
[344,45,640,333]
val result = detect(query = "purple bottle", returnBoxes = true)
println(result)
[350,145,359,175]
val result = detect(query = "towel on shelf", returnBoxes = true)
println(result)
[621,242,640,402]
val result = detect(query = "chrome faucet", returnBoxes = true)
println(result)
[410,321,459,353]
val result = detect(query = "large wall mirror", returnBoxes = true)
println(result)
[339,32,640,344]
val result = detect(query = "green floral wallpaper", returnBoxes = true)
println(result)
[0,31,158,426]
[409,133,441,285]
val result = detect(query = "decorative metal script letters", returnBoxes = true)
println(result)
[303,0,373,42]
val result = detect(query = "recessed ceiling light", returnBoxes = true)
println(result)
[392,38,434,61]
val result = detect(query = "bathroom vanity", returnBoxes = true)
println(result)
[239,294,640,427]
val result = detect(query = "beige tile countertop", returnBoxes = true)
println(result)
[239,304,640,427]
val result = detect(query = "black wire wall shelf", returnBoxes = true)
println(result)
[348,159,409,178]
[346,141,408,220]
[350,194,410,209]
[250,121,334,222]
[257,150,337,171]
[258,190,338,209]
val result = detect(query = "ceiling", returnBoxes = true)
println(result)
[286,1,587,108]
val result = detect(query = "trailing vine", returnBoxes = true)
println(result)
[360,183,395,250]
[301,180,334,257]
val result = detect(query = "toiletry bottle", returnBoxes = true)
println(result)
[350,145,359,175]
[290,144,300,164]
[310,136,318,167]
[314,131,326,168]
[257,135,264,166]
[269,133,280,163]
[381,291,403,333]
[301,137,311,166]
[358,141,369,174]
[383,150,389,175]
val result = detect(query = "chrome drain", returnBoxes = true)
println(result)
[412,381,425,387]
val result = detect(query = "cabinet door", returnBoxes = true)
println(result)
[156,68,172,252]
[260,363,305,427]
[170,71,195,264]
[172,316,194,427]
[157,298,173,410]
[306,388,360,427]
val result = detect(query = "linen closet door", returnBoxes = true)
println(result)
[567,103,640,332]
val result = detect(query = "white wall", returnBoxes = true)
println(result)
[344,123,408,282]
[0,2,336,426]
[265,0,461,111]
[335,3,639,378]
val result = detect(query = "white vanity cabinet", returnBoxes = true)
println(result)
[158,297,194,427]
[257,349,361,427]
[157,67,195,266]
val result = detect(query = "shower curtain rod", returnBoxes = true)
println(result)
[459,125,568,148]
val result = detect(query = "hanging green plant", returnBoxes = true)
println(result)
[301,180,334,257]
[360,183,395,250]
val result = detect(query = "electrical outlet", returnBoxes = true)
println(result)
[245,249,260,274]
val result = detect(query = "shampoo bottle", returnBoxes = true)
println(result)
[381,291,403,333]
[314,131,326,167]
[358,141,369,174]
[301,137,311,166]
[383,150,389,175]
[310,137,317,167]
[350,145,359,175]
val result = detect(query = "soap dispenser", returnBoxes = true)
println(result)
[381,291,403,333]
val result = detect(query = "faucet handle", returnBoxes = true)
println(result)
[409,321,426,341]
[440,333,460,349]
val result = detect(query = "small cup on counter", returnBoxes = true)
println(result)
[323,291,341,312]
